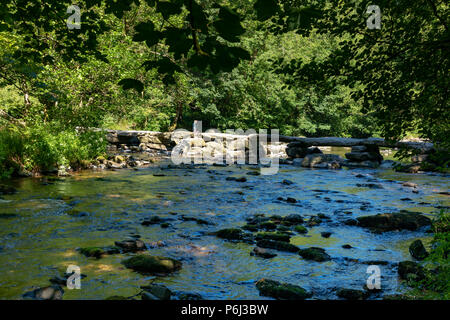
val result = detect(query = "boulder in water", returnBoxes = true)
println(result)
[256,278,311,300]
[298,247,331,262]
[122,255,182,274]
[356,211,431,232]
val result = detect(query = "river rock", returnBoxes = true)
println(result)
[301,154,343,168]
[122,255,182,274]
[215,228,244,240]
[226,176,247,182]
[398,261,425,280]
[142,216,162,225]
[345,145,383,163]
[409,239,428,260]
[78,247,107,258]
[255,232,290,242]
[336,288,368,300]
[321,232,332,238]
[251,247,277,259]
[282,214,304,225]
[256,279,312,300]
[356,211,431,232]
[402,182,418,188]
[175,292,203,300]
[114,239,146,253]
[298,247,331,262]
[256,239,299,252]
[141,284,172,300]
[23,285,64,300]
[286,142,322,158]
[294,225,308,234]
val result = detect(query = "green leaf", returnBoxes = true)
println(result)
[253,0,279,21]
[118,78,144,93]
[213,7,245,42]
[189,1,208,33]
[163,28,192,59]
[133,21,161,47]
[156,0,183,20]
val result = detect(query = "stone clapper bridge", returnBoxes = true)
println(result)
[94,127,434,169]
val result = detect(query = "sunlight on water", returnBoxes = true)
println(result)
[0,158,448,299]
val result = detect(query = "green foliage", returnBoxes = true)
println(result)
[0,124,106,178]
[0,127,24,179]
[406,209,450,299]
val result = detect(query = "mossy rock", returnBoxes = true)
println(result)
[242,224,259,232]
[282,214,304,224]
[259,221,277,230]
[298,247,331,262]
[255,232,290,242]
[294,225,308,234]
[277,225,291,232]
[78,247,105,259]
[122,255,182,274]
[409,239,428,260]
[114,155,125,163]
[336,288,368,300]
[256,239,299,252]
[216,228,244,240]
[256,279,311,300]
[356,211,431,232]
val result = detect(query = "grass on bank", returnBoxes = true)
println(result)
[0,123,106,179]
[404,209,450,299]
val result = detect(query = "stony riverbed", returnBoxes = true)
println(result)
[0,155,448,300]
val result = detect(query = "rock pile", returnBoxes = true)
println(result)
[345,145,383,167]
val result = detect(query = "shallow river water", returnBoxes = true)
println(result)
[0,157,449,300]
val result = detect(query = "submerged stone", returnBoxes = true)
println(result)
[78,247,106,258]
[141,284,172,300]
[122,255,182,274]
[255,232,290,242]
[23,285,64,300]
[298,247,331,262]
[251,247,277,259]
[336,288,368,300]
[294,225,308,234]
[256,279,311,300]
[114,239,146,253]
[215,228,244,240]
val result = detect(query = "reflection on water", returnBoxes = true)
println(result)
[0,156,448,300]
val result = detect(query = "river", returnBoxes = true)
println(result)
[0,154,448,299]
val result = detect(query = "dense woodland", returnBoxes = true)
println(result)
[0,0,448,176]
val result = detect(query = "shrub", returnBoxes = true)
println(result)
[0,123,106,178]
